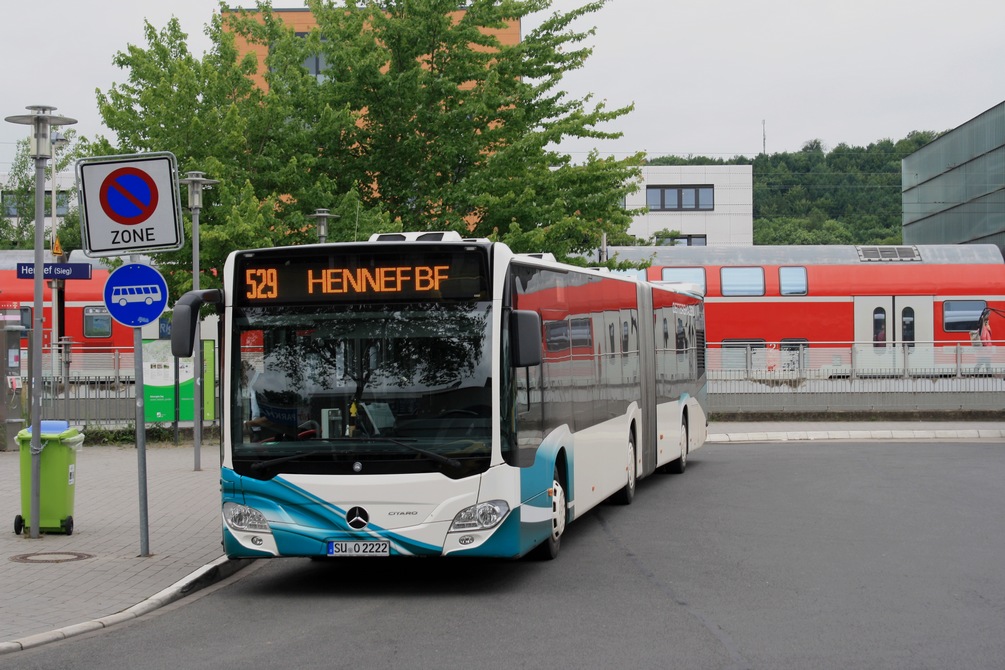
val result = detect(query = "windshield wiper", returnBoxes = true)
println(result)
[356,437,462,469]
[248,437,461,472]
[250,450,323,473]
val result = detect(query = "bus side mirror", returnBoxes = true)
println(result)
[171,289,222,358]
[510,309,542,368]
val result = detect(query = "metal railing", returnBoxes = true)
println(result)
[13,342,1004,430]
[707,341,1004,414]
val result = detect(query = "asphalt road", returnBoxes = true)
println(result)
[6,439,1005,670]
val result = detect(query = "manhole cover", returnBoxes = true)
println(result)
[9,552,95,564]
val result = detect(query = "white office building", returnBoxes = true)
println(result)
[626,164,753,245]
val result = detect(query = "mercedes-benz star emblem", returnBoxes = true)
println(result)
[346,506,369,530]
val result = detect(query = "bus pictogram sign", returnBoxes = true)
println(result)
[100,167,160,226]
[78,152,184,258]
[103,263,169,328]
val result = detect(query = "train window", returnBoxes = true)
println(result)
[544,321,569,352]
[781,339,809,370]
[943,300,986,332]
[901,307,915,348]
[720,267,764,296]
[873,307,887,348]
[19,307,31,331]
[660,267,705,294]
[721,339,765,369]
[779,267,808,296]
[83,306,113,338]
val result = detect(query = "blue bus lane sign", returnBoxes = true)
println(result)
[104,263,169,328]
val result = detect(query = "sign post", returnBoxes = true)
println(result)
[78,152,183,557]
[103,262,169,557]
[5,105,77,540]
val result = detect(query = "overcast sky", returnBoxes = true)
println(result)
[4,0,1005,174]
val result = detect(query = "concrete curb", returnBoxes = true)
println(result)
[706,429,1005,443]
[0,557,251,655]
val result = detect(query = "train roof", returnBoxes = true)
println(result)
[604,244,1004,266]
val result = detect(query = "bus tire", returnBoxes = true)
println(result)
[613,433,637,505]
[531,467,566,560]
[668,420,688,474]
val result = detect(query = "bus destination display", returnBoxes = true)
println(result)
[237,251,488,304]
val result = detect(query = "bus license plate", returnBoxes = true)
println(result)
[327,540,390,557]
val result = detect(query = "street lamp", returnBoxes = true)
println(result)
[178,171,218,472]
[307,208,339,244]
[50,131,69,380]
[4,105,76,539]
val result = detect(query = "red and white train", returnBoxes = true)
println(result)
[605,243,1005,374]
[0,250,143,379]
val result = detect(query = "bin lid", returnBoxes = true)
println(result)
[22,420,77,438]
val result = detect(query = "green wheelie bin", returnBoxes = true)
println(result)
[14,420,85,536]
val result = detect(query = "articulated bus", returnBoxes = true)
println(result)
[172,232,707,560]
[606,244,1005,374]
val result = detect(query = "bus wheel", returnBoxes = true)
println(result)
[614,433,637,505]
[668,421,689,474]
[531,468,566,560]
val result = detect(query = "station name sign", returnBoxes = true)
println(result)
[16,263,93,280]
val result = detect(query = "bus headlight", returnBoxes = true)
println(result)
[449,500,510,532]
[223,502,271,532]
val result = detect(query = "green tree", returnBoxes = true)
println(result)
[648,130,943,246]
[2,130,89,253]
[94,0,642,302]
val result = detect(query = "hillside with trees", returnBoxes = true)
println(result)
[647,131,941,245]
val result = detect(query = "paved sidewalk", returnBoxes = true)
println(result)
[0,441,241,653]
[2,421,1004,654]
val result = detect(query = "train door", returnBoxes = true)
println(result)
[853,296,934,371]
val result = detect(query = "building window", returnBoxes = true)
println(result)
[50,190,69,217]
[720,267,764,296]
[2,191,67,217]
[646,185,714,212]
[3,192,22,217]
[656,234,707,247]
[295,32,329,82]
[779,266,807,296]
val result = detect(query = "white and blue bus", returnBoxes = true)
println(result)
[172,232,707,560]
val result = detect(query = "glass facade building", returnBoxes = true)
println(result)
[902,100,1005,255]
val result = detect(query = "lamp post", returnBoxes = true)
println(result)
[178,172,218,472]
[307,208,339,244]
[4,105,76,539]
[49,131,68,380]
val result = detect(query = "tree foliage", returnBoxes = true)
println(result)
[90,0,641,300]
[647,131,940,245]
[2,130,89,252]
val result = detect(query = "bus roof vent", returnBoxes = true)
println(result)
[368,231,465,243]
[518,252,557,262]
[856,245,921,262]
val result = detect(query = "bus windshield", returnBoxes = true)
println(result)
[234,301,493,479]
